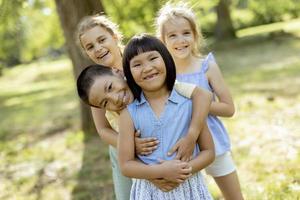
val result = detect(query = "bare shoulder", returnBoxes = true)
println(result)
[206,58,224,80]
[207,57,221,71]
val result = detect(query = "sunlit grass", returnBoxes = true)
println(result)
[0,59,85,199]
[236,18,300,37]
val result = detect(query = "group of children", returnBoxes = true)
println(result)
[76,2,244,200]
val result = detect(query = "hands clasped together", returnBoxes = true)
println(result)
[134,130,196,192]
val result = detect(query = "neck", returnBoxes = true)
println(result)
[143,85,170,118]
[174,54,196,74]
[143,86,169,102]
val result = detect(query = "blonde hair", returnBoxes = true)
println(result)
[155,1,204,56]
[76,14,123,51]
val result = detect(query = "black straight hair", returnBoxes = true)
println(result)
[76,64,113,106]
[122,34,176,101]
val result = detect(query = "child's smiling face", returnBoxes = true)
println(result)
[80,26,121,68]
[129,51,167,93]
[88,71,134,111]
[163,17,195,59]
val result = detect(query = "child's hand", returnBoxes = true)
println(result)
[167,135,196,162]
[159,159,192,183]
[134,130,159,155]
[150,178,179,192]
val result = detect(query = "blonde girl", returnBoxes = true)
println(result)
[156,2,244,200]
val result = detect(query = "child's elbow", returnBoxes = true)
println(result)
[228,107,235,117]
[119,163,131,177]
[225,104,235,117]
[98,131,105,141]
[120,167,128,177]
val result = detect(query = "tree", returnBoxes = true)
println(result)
[215,0,236,40]
[54,0,105,133]
[0,0,24,66]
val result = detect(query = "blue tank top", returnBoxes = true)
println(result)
[127,89,200,164]
[176,52,231,156]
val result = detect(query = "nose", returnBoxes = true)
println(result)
[142,61,153,73]
[177,35,186,43]
[94,43,103,52]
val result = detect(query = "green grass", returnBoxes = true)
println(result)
[1,33,300,199]
[236,18,300,38]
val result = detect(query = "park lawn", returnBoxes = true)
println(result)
[0,33,299,200]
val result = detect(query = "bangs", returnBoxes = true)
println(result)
[123,35,165,65]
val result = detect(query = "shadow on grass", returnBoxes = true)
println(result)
[0,84,78,139]
[72,134,114,200]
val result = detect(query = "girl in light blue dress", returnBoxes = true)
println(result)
[156,2,244,199]
[118,34,214,200]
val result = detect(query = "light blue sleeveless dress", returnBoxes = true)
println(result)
[127,90,213,200]
[176,52,231,157]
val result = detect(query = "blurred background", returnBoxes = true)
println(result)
[0,0,299,199]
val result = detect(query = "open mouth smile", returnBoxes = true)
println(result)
[175,45,188,51]
[98,51,109,59]
[117,90,129,109]
[143,73,159,80]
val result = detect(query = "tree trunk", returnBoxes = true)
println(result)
[54,0,105,133]
[215,0,236,40]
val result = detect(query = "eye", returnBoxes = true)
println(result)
[131,63,141,68]
[108,83,112,91]
[184,31,191,35]
[98,37,106,43]
[86,45,93,51]
[150,56,158,61]
[168,34,176,38]
[103,100,108,108]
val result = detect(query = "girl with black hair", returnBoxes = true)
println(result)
[119,34,214,199]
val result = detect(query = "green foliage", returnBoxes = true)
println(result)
[249,0,300,24]
[186,0,219,36]
[102,0,165,40]
[20,0,64,62]
[0,0,64,67]
[0,0,25,66]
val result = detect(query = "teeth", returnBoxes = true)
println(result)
[99,51,109,59]
[144,73,157,80]
[175,46,188,50]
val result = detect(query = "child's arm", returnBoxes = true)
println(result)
[134,130,159,156]
[149,178,180,192]
[150,123,215,192]
[118,109,192,183]
[189,123,215,173]
[206,60,235,117]
[92,107,158,155]
[168,82,213,161]
[91,107,118,147]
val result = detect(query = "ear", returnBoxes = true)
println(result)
[112,34,118,42]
